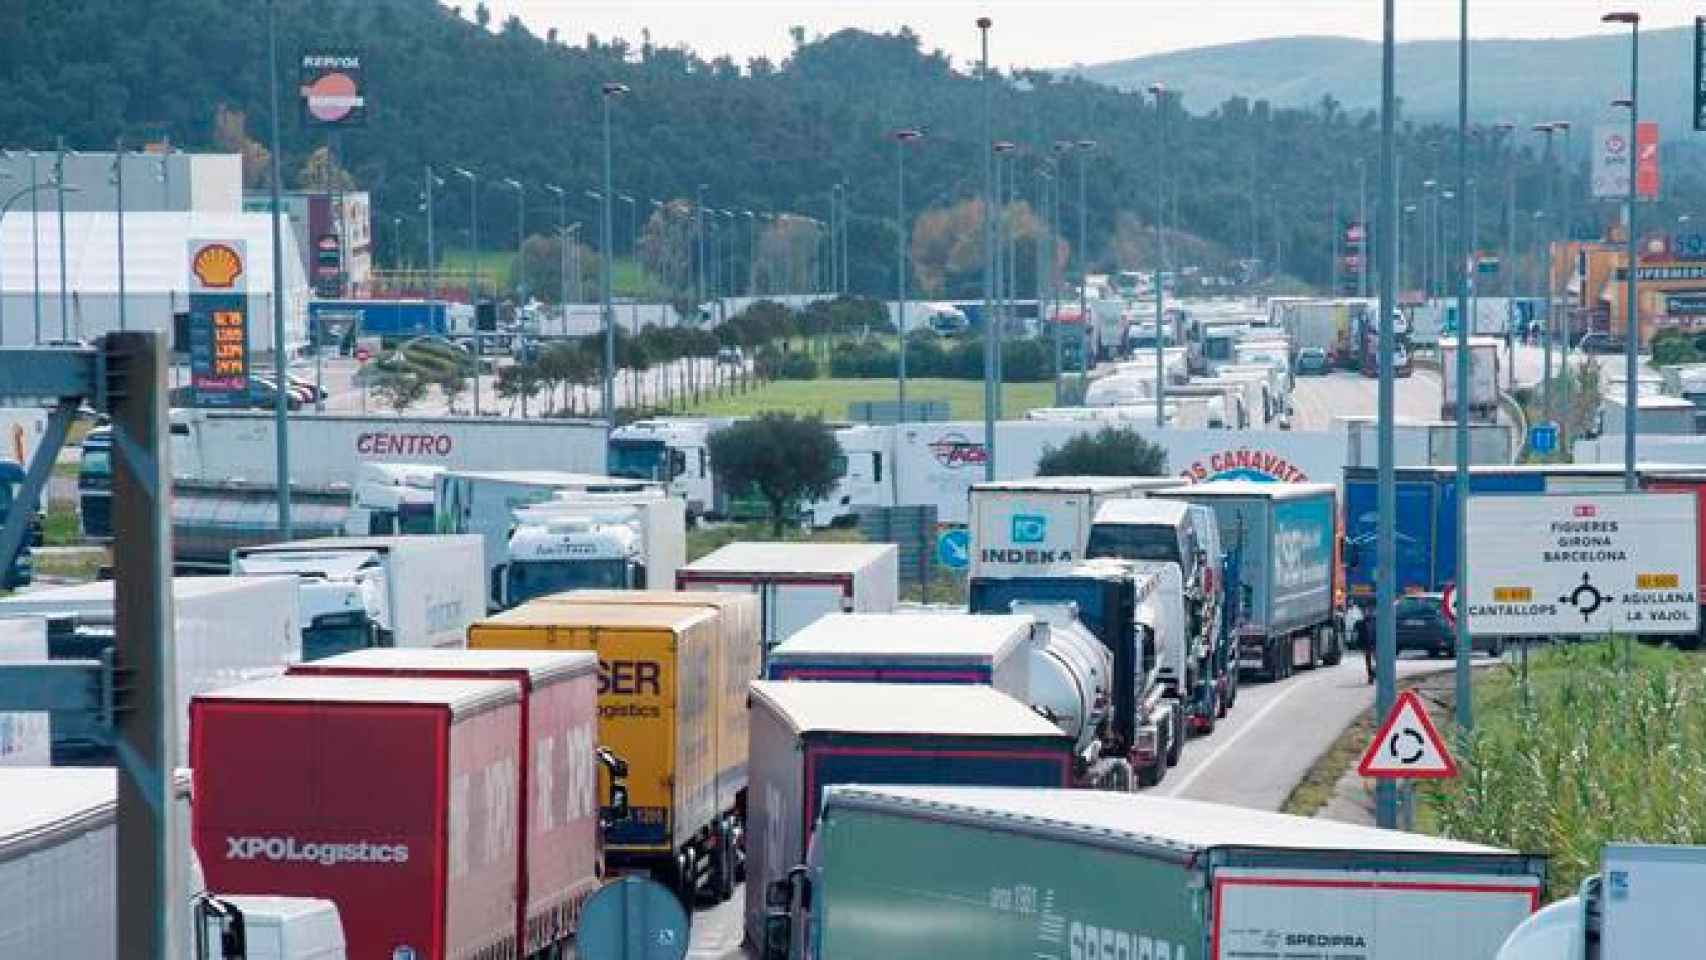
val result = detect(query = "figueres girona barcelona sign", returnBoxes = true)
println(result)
[1178,447,1309,483]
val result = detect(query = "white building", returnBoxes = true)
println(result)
[0,211,309,353]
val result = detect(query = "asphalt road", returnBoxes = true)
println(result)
[1288,368,1443,431]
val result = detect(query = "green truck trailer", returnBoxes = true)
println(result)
[764,785,1545,960]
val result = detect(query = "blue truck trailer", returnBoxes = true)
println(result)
[1342,464,1651,644]
[308,298,449,345]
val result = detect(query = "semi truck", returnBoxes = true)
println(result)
[498,496,687,608]
[1439,336,1503,423]
[0,576,301,765]
[433,468,659,604]
[970,560,1191,788]
[676,542,899,656]
[1153,481,1341,680]
[968,476,1184,580]
[343,461,441,536]
[0,768,348,960]
[193,676,523,960]
[229,535,487,658]
[308,298,450,342]
[764,612,1035,690]
[763,784,1545,960]
[466,601,749,907]
[744,682,1075,954]
[1498,843,1705,959]
[285,649,608,958]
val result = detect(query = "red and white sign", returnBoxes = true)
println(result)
[1594,121,1661,200]
[1357,689,1458,779]
[1441,583,1458,628]
[354,346,371,363]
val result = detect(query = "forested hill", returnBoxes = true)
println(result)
[0,0,1603,292]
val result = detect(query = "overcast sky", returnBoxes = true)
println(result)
[485,2,1697,68]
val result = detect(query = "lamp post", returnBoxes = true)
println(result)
[831,182,842,294]
[424,166,443,300]
[1453,0,1472,735]
[893,129,923,422]
[1532,122,1558,416]
[1036,162,1058,404]
[601,81,630,421]
[1606,10,1641,490]
[696,183,708,310]
[977,15,996,482]
[1151,81,1171,428]
[743,210,757,298]
[452,166,481,416]
[501,178,524,306]
[544,185,569,322]
[621,195,639,336]
[31,152,42,343]
[1356,156,1369,299]
[1493,122,1517,301]
[111,140,128,333]
[993,140,1018,419]
[1401,203,1417,291]
[1051,140,1072,404]
[54,138,72,341]
[265,0,293,540]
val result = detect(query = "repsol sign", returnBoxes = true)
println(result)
[355,432,454,456]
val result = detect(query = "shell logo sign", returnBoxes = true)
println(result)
[191,243,244,289]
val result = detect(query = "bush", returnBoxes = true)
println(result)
[828,340,893,378]
[1036,427,1168,476]
[775,351,819,380]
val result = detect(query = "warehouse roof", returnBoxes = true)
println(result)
[825,786,1519,857]
[772,613,1032,662]
[750,681,1064,739]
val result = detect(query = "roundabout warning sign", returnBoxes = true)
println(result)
[1465,493,1698,637]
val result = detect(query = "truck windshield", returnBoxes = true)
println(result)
[508,559,629,604]
[608,440,670,481]
[397,502,435,535]
[79,447,112,488]
[1085,525,1182,566]
[303,622,374,661]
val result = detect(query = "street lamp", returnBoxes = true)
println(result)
[544,185,569,319]
[993,139,1018,416]
[423,166,444,300]
[52,141,76,341]
[892,128,924,423]
[743,210,757,298]
[501,178,524,305]
[977,14,996,482]
[266,0,291,535]
[1531,122,1560,414]
[1421,179,1438,299]
[452,166,482,416]
[1493,121,1517,298]
[1151,80,1171,427]
[601,80,629,420]
[1606,7,1641,489]
[0,179,61,341]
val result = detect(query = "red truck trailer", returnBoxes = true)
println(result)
[192,675,523,960]
[287,648,604,956]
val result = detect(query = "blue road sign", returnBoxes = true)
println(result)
[577,876,689,960]
[937,528,971,570]
[1530,421,1560,455]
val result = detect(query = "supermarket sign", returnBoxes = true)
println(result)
[1465,493,1697,636]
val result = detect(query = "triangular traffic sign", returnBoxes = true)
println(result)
[1357,689,1459,779]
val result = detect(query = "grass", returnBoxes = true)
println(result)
[682,378,1057,421]
[1417,640,1706,900]
[687,520,864,562]
[41,508,80,546]
[31,547,106,582]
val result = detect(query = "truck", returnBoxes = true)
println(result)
[1498,843,1705,959]
[1153,481,1341,680]
[1339,416,1515,467]
[676,542,899,655]
[765,612,1035,691]
[308,298,450,343]
[466,602,747,906]
[498,495,687,608]
[968,476,1184,580]
[606,417,730,520]
[229,535,487,658]
[1439,336,1503,423]
[432,469,660,603]
[1282,298,1362,367]
[1596,393,1697,437]
[970,560,1191,788]
[343,461,441,536]
[193,676,522,960]
[83,409,609,490]
[0,768,348,960]
[0,576,301,765]
[763,784,1546,960]
[744,682,1075,953]
[285,649,607,958]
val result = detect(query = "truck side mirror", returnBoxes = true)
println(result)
[195,894,247,960]
[597,747,631,822]
[606,783,630,822]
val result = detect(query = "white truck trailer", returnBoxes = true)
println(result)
[499,495,688,607]
[230,535,486,657]
[677,542,899,657]
[1439,336,1503,423]
[968,476,1183,580]
[0,577,301,765]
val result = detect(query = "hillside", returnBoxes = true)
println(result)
[1076,27,1698,136]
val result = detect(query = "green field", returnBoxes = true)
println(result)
[682,378,1058,420]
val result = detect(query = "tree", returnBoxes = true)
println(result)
[708,413,841,535]
[370,369,430,415]
[435,369,468,414]
[496,361,545,417]
[1036,427,1168,477]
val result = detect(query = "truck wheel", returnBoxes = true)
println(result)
[1225,665,1239,709]
[1138,760,1161,788]
[1324,628,1344,666]
[1167,711,1184,766]
[1201,690,1219,734]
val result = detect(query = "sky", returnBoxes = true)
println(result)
[486,1,1700,68]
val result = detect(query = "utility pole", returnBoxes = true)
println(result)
[1375,0,1399,830]
[454,166,481,416]
[265,0,292,535]
[425,165,439,300]
[1605,11,1641,489]
[1453,0,1473,735]
[1150,83,1168,428]
[894,130,922,424]
[978,16,996,482]
[601,82,629,421]
[55,138,69,341]
[1534,123,1557,421]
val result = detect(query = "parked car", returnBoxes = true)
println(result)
[1393,592,1501,657]
[1294,347,1330,376]
[1577,332,1626,355]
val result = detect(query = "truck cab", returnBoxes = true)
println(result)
[607,419,722,520]
[502,514,645,606]
[344,462,441,536]
[228,549,384,661]
[1085,499,1205,596]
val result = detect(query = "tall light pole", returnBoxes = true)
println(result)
[501,178,524,305]
[1553,119,1575,441]
[54,139,70,341]
[1421,179,1437,300]
[621,195,639,335]
[1051,140,1072,404]
[978,15,996,481]
[1151,81,1170,428]
[453,166,481,416]
[1453,0,1473,735]
[112,140,128,332]
[1607,9,1641,489]
[1375,0,1399,831]
[893,129,923,422]
[696,183,708,311]
[31,152,41,343]
[264,0,293,545]
[602,81,629,420]
[1493,121,1516,302]
[424,165,442,300]
[839,182,851,295]
[1533,122,1557,419]
[1357,156,1369,299]
[831,182,842,294]
[994,140,1018,418]
[722,209,737,307]
[743,210,757,297]
[545,185,569,319]
[1037,162,1058,404]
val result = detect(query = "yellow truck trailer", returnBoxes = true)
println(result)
[467,601,735,905]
